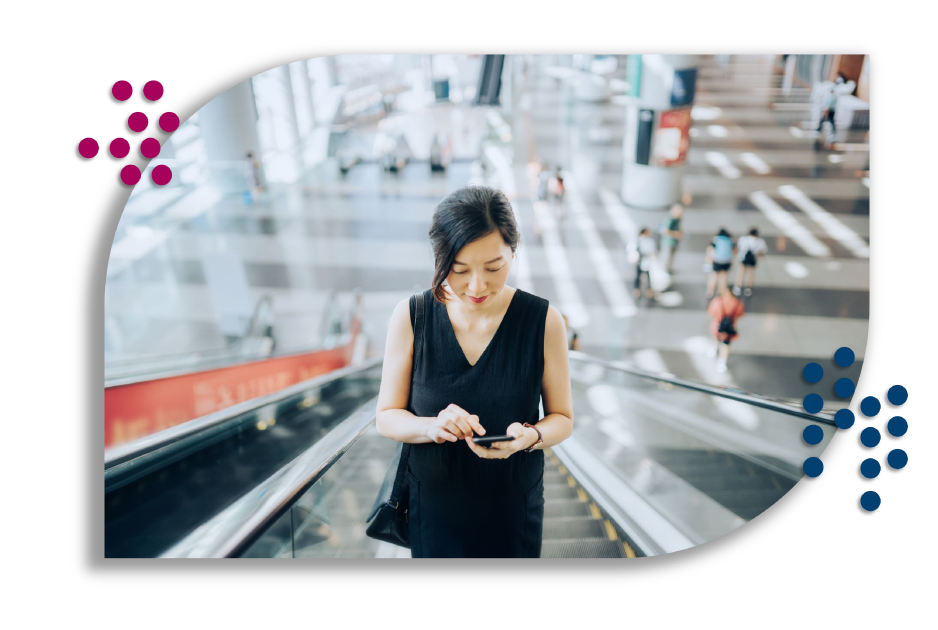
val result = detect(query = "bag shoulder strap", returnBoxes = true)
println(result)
[389,291,426,505]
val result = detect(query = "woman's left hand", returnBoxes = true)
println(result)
[464,423,536,460]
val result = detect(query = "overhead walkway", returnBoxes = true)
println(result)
[104,353,835,558]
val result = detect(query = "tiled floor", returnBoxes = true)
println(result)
[105,55,869,401]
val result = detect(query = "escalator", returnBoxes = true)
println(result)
[104,353,836,558]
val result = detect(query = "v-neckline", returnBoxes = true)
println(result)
[442,288,520,368]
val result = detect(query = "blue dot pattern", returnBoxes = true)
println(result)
[860,458,881,478]
[803,425,823,445]
[887,385,908,406]
[860,396,881,417]
[834,347,855,367]
[887,416,908,437]
[887,449,908,470]
[834,377,855,398]
[860,427,881,448]
[860,491,881,512]
[803,457,824,478]
[803,393,823,414]
[803,363,824,383]
[834,408,855,429]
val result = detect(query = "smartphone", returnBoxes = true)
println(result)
[472,435,516,447]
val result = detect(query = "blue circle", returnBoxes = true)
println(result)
[803,457,824,477]
[834,377,855,398]
[887,416,908,437]
[803,362,824,383]
[834,347,855,367]
[803,393,824,414]
[860,396,881,417]
[803,425,824,445]
[860,491,881,512]
[834,408,855,429]
[860,427,881,448]
[887,449,908,470]
[887,385,908,406]
[860,458,881,478]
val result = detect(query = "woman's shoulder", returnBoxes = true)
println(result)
[513,287,549,313]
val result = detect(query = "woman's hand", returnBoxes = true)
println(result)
[464,423,537,460]
[425,404,486,444]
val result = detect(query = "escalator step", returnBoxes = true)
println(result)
[544,483,580,500]
[541,538,627,558]
[544,499,593,518]
[543,516,607,540]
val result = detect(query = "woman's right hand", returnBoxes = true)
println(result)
[426,404,486,443]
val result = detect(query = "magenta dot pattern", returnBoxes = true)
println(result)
[81,81,174,186]
[112,81,132,101]
[79,138,99,158]
[140,138,161,159]
[143,81,164,101]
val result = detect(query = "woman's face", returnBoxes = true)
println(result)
[446,230,513,309]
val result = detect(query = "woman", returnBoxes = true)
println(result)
[706,228,736,299]
[375,186,574,558]
[733,227,768,297]
[707,284,745,373]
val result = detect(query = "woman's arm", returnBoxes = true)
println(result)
[532,305,575,448]
[375,299,436,444]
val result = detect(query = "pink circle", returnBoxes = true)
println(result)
[151,165,173,186]
[143,81,164,101]
[110,138,130,158]
[128,112,148,133]
[120,165,141,185]
[140,138,161,158]
[159,112,180,133]
[78,138,98,158]
[112,81,132,101]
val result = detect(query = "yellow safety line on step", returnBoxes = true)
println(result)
[772,476,782,491]
[589,502,602,519]
[558,465,567,475]
[746,463,756,478]
[623,542,636,558]
[567,476,577,488]
[604,520,618,541]
[577,488,587,502]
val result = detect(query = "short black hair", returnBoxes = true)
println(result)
[749,227,759,237]
[428,186,520,303]
[717,228,731,238]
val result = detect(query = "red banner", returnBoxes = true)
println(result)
[104,341,356,448]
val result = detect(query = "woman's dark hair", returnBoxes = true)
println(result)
[749,227,759,237]
[717,228,731,238]
[429,186,520,302]
[639,227,650,236]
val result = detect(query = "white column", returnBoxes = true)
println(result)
[290,61,316,137]
[196,79,262,193]
[621,54,699,208]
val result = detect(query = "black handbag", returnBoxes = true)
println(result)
[365,291,426,548]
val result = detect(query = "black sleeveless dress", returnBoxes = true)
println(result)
[407,288,549,558]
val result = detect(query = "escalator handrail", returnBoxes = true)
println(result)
[568,351,837,425]
[158,351,835,557]
[161,398,379,558]
[103,335,354,389]
[104,355,383,469]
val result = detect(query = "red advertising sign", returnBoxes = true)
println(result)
[653,108,692,167]
[104,338,357,448]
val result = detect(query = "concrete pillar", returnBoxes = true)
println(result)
[196,79,262,193]
[621,54,699,208]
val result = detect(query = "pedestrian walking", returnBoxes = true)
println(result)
[706,228,736,299]
[733,228,768,297]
